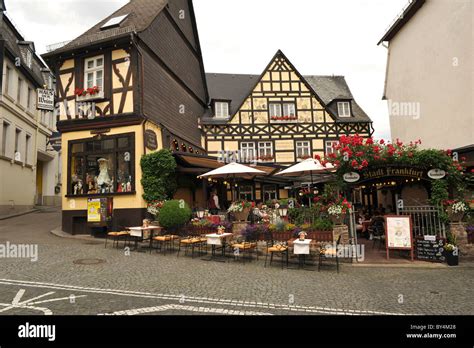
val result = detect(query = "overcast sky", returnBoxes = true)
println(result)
[5,0,408,140]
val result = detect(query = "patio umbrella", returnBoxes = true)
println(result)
[198,162,267,201]
[275,158,335,206]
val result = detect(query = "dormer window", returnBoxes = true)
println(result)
[26,50,32,69]
[101,14,128,30]
[337,101,351,117]
[215,102,229,118]
[84,56,104,91]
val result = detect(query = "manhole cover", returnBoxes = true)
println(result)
[73,258,106,265]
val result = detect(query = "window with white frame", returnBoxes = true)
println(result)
[325,140,339,155]
[215,102,229,118]
[240,142,255,162]
[296,140,311,159]
[337,102,351,117]
[269,103,282,117]
[283,103,296,117]
[238,184,253,201]
[84,56,104,90]
[258,142,273,161]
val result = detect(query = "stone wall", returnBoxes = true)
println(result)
[450,223,474,260]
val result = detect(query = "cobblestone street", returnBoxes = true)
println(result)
[0,209,473,316]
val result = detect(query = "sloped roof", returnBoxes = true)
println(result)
[45,0,167,56]
[203,73,371,123]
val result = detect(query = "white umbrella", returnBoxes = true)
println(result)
[275,158,334,206]
[198,162,266,200]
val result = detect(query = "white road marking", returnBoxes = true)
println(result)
[0,278,417,315]
[100,304,272,316]
[12,289,25,304]
[0,287,86,315]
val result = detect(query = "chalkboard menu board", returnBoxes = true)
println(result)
[415,236,446,262]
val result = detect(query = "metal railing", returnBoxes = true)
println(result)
[397,205,446,238]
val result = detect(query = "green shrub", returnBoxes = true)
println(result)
[141,149,177,202]
[158,200,192,229]
[311,218,334,231]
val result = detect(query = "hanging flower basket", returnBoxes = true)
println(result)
[234,208,250,222]
[444,201,467,222]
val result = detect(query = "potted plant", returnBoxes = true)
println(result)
[443,200,467,222]
[298,231,307,241]
[158,200,192,235]
[444,243,459,266]
[217,225,226,235]
[228,201,252,221]
[146,200,164,224]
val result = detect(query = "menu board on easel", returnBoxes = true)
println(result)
[384,215,414,261]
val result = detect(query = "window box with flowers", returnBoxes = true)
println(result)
[257,155,274,162]
[270,115,298,122]
[75,86,104,102]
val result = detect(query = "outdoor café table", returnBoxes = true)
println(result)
[292,239,314,270]
[127,226,162,252]
[202,233,233,262]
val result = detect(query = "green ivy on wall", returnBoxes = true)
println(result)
[140,149,177,202]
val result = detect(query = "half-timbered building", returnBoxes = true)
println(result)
[201,50,373,201]
[43,0,209,234]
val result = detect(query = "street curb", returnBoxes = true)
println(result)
[350,262,474,269]
[0,209,39,220]
[50,226,99,242]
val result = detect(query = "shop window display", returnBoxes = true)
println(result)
[68,133,134,196]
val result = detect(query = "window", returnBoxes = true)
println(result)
[269,103,282,117]
[84,56,104,90]
[283,103,296,117]
[238,184,254,201]
[17,78,23,104]
[26,50,32,69]
[240,142,255,162]
[69,133,134,196]
[101,14,129,29]
[263,185,277,201]
[258,142,273,162]
[215,102,229,118]
[337,102,351,117]
[27,87,33,110]
[25,134,31,164]
[14,129,21,161]
[1,122,10,157]
[296,140,311,159]
[325,140,339,155]
[5,66,12,95]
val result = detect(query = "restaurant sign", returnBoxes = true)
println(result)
[359,166,424,182]
[343,172,360,183]
[427,169,446,180]
[145,130,158,150]
[37,89,55,111]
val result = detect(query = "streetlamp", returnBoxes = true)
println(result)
[278,205,288,217]
[196,209,205,219]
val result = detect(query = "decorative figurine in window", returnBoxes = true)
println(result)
[126,176,132,192]
[74,180,83,195]
[97,158,112,193]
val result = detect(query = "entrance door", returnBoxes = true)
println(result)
[36,161,43,205]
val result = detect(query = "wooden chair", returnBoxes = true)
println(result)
[177,228,207,258]
[264,233,289,269]
[150,230,179,255]
[230,239,258,264]
[371,222,386,250]
[318,234,342,273]
[105,231,130,249]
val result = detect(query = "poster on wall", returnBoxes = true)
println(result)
[384,215,414,261]
[87,199,101,223]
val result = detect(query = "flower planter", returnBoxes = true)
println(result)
[447,208,464,223]
[330,214,346,225]
[233,208,250,222]
[445,251,459,266]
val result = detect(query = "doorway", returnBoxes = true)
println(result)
[36,161,43,205]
